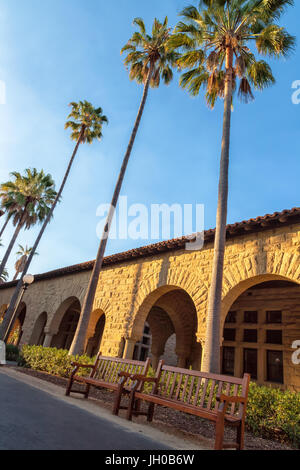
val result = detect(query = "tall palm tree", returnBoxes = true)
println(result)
[69,17,177,356]
[0,101,108,342]
[0,240,8,284]
[0,213,12,238]
[13,244,39,281]
[169,0,295,373]
[0,169,57,279]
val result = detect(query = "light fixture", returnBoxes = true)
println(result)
[23,274,35,285]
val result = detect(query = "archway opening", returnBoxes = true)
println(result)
[7,302,26,346]
[51,298,80,350]
[132,287,200,370]
[222,279,300,391]
[85,312,106,357]
[29,312,47,346]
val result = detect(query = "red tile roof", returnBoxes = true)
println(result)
[1,207,300,288]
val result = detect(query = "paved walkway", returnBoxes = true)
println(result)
[0,368,206,451]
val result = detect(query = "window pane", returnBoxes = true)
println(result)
[244,348,257,379]
[266,311,282,324]
[140,347,148,362]
[225,311,237,324]
[267,351,283,384]
[266,330,282,345]
[244,311,258,324]
[243,329,258,343]
[222,347,235,376]
[224,329,236,341]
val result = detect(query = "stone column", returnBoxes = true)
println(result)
[150,346,165,370]
[176,349,188,369]
[43,329,56,348]
[191,341,203,371]
[123,338,137,360]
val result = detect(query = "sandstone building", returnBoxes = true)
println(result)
[0,207,300,392]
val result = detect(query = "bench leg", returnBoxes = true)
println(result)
[66,376,74,397]
[113,385,123,416]
[84,384,91,399]
[126,390,135,421]
[147,403,155,422]
[215,414,225,450]
[135,399,141,413]
[237,420,245,450]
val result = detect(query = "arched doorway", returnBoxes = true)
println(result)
[131,286,199,370]
[6,302,26,346]
[222,279,300,391]
[29,312,47,346]
[51,298,80,350]
[85,313,106,357]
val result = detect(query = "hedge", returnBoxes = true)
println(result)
[19,345,95,378]
[18,345,300,447]
[5,344,20,362]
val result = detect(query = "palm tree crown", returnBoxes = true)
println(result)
[169,0,295,106]
[65,101,108,144]
[121,17,178,87]
[0,168,57,230]
[13,244,38,281]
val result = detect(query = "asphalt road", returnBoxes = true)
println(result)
[0,373,172,450]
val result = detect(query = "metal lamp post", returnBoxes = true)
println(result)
[3,274,35,344]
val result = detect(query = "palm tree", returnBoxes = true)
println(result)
[0,101,108,342]
[0,240,8,284]
[69,17,177,356]
[13,244,39,281]
[169,0,295,373]
[0,213,12,238]
[0,169,57,279]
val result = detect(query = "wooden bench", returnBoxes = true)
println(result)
[66,354,151,416]
[127,361,250,450]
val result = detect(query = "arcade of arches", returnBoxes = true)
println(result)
[0,209,300,391]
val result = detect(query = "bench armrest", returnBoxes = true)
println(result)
[118,371,133,378]
[131,375,158,383]
[70,362,95,378]
[216,394,246,404]
[71,362,94,369]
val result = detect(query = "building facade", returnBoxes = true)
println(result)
[0,208,300,391]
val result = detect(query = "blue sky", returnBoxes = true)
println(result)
[0,0,299,279]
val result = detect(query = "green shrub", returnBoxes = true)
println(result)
[246,382,300,447]
[19,345,95,378]
[6,344,20,362]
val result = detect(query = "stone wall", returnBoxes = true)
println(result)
[0,221,299,390]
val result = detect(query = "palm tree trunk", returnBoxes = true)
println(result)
[0,215,10,238]
[0,128,84,341]
[69,65,154,356]
[202,41,233,374]
[0,217,25,278]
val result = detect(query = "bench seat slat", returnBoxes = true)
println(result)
[133,391,242,424]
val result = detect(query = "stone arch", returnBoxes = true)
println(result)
[221,275,300,391]
[85,309,106,357]
[29,312,47,346]
[0,304,8,321]
[48,296,80,335]
[49,297,81,350]
[221,272,300,331]
[128,268,208,341]
[130,283,199,369]
[8,302,26,346]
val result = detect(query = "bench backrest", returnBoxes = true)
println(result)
[91,355,151,386]
[152,362,250,418]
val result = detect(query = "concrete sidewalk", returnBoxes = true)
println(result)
[0,367,207,451]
